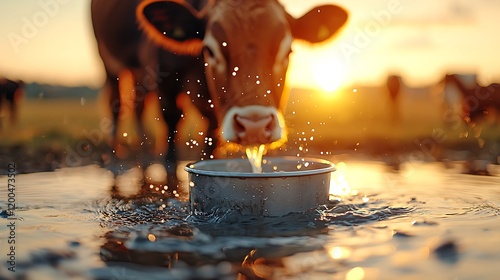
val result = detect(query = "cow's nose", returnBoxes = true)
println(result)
[234,114,275,145]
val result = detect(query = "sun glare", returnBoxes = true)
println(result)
[313,59,347,94]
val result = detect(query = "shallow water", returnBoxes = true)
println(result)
[1,160,499,279]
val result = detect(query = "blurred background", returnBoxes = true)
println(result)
[0,0,499,173]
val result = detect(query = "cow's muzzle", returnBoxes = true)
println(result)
[221,106,285,146]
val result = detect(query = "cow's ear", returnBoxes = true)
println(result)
[290,5,348,43]
[137,0,205,55]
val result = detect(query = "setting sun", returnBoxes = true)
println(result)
[313,57,348,93]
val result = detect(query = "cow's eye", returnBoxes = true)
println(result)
[203,46,215,59]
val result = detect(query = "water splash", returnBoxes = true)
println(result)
[245,144,266,173]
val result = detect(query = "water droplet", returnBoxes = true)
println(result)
[148,234,156,242]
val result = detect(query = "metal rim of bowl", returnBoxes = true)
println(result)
[184,156,336,178]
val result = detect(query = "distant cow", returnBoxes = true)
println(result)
[442,74,500,174]
[386,74,402,123]
[386,75,401,102]
[91,0,348,189]
[0,78,23,128]
[443,74,500,125]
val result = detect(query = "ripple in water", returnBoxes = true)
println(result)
[92,190,412,275]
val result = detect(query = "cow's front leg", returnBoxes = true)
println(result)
[103,70,123,177]
[130,68,151,167]
[106,71,121,151]
[181,65,219,160]
[158,87,182,194]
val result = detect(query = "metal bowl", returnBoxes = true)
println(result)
[185,157,336,216]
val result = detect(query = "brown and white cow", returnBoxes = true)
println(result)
[91,0,348,190]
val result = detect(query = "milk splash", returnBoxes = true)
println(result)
[245,144,266,173]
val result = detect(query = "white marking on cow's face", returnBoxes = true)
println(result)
[203,32,226,75]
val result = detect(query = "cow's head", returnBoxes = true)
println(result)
[137,0,348,147]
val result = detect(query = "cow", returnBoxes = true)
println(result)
[442,74,500,125]
[91,0,348,192]
[441,74,500,174]
[386,75,401,102]
[0,78,23,129]
[386,74,402,124]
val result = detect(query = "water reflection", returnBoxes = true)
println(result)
[1,161,500,279]
[328,246,352,260]
[346,267,366,280]
[329,162,352,198]
[240,246,333,279]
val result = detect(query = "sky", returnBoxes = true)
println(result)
[0,0,500,90]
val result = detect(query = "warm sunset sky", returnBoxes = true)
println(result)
[0,0,499,90]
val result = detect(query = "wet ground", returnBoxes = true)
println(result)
[0,159,500,279]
